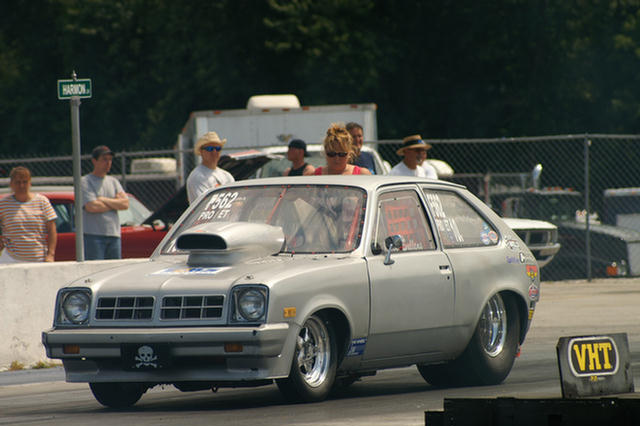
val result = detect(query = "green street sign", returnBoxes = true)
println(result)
[57,79,92,99]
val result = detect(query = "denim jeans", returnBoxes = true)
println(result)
[83,234,122,260]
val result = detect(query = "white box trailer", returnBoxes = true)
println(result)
[180,94,377,149]
[176,94,378,183]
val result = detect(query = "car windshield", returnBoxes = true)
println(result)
[160,184,367,254]
[118,196,152,226]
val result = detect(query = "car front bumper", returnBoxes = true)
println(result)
[42,323,296,383]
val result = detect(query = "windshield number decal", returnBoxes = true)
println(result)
[198,192,239,221]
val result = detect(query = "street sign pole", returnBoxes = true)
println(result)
[70,92,84,261]
[59,71,92,261]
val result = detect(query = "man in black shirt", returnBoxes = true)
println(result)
[283,139,315,176]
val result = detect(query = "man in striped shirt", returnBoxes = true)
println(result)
[0,166,57,263]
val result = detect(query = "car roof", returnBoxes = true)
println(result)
[219,174,464,192]
[259,144,378,154]
[0,185,75,196]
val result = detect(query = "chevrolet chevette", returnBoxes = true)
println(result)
[42,175,540,408]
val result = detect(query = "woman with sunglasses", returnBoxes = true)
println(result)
[308,124,372,176]
[187,131,235,204]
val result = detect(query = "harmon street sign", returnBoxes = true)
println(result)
[57,79,92,99]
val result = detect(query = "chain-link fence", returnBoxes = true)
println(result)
[375,134,640,281]
[2,134,640,280]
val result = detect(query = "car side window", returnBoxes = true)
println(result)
[374,190,435,252]
[423,189,499,249]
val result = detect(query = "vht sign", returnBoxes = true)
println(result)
[557,333,633,398]
[57,79,92,99]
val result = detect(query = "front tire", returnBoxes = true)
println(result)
[89,382,146,408]
[418,293,520,386]
[276,314,337,402]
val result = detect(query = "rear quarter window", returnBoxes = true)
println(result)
[423,189,499,249]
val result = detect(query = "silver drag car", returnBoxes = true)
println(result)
[42,176,540,407]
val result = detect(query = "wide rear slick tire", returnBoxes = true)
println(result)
[89,382,146,408]
[418,293,520,387]
[276,314,337,402]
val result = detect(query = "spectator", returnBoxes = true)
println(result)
[82,145,129,260]
[389,135,434,177]
[0,166,57,263]
[187,131,235,204]
[311,123,372,175]
[418,147,439,179]
[346,122,376,174]
[283,139,315,176]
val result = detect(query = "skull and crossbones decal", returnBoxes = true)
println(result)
[134,345,158,368]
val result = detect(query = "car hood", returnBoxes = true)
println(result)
[503,217,557,231]
[66,253,354,296]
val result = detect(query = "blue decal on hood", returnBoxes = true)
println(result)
[151,267,230,275]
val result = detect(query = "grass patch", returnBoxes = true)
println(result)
[8,361,25,371]
[32,360,60,369]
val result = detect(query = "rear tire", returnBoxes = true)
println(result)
[89,382,145,408]
[418,293,520,386]
[276,314,337,402]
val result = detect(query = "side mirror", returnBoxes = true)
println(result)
[384,235,403,265]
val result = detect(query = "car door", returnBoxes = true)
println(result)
[363,187,455,361]
[422,188,504,331]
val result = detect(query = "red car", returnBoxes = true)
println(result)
[1,186,167,261]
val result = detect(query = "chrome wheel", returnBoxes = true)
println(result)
[295,316,331,387]
[478,293,507,357]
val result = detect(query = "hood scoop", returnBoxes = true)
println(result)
[176,221,285,266]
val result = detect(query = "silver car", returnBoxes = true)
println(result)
[42,176,540,408]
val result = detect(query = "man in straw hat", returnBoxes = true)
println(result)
[186,131,235,204]
[389,134,438,179]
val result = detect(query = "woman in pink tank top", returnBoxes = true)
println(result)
[309,124,372,176]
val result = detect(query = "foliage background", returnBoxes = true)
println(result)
[1,0,640,156]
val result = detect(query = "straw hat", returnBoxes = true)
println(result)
[396,134,432,155]
[194,131,227,155]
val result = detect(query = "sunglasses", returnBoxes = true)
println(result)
[201,145,222,152]
[326,151,348,158]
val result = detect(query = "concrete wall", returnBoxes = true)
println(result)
[0,259,145,371]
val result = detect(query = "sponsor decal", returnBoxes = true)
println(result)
[526,264,538,280]
[528,284,539,301]
[488,231,498,244]
[346,337,367,357]
[151,266,230,275]
[506,239,520,250]
[568,336,619,377]
[506,255,520,264]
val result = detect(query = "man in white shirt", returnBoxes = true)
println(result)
[186,131,235,204]
[389,134,437,178]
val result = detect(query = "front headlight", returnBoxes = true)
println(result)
[231,286,268,323]
[57,289,91,325]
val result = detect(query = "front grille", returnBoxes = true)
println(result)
[96,296,154,320]
[161,295,224,320]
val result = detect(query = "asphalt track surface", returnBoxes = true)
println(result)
[1,278,640,426]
